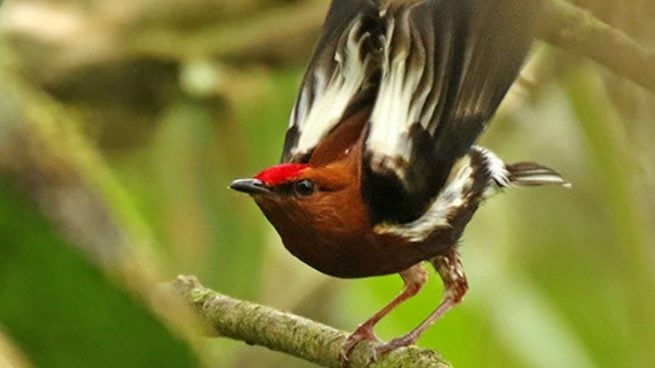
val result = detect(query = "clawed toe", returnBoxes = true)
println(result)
[373,335,416,357]
[339,326,381,365]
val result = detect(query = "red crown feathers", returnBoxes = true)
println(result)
[255,163,309,186]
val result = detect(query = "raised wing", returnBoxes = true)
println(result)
[362,0,539,223]
[281,0,382,163]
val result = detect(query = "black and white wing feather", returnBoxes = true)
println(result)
[282,0,382,163]
[281,0,539,223]
[363,0,539,223]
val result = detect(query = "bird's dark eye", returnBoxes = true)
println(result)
[294,179,315,196]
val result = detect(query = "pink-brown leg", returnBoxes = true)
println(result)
[376,247,468,356]
[340,263,428,362]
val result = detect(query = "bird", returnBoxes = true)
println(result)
[230,0,568,361]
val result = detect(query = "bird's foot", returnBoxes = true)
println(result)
[374,334,417,357]
[339,325,381,364]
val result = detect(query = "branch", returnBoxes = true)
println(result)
[172,275,451,368]
[538,0,655,93]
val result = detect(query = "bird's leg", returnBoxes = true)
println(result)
[376,247,468,356]
[340,263,428,361]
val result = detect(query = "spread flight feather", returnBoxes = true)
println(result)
[282,0,540,224]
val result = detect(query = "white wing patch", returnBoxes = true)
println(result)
[472,146,510,198]
[476,146,570,193]
[373,147,519,242]
[288,18,373,159]
[366,10,431,177]
[474,145,509,181]
[373,154,477,242]
[371,145,567,243]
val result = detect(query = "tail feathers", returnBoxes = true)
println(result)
[506,162,571,187]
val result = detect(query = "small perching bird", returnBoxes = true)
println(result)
[231,0,568,360]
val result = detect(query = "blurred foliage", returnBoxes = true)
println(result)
[0,180,198,368]
[0,1,654,368]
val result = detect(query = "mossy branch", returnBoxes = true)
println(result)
[172,275,451,368]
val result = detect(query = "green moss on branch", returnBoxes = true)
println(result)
[173,275,451,368]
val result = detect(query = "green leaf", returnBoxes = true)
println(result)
[0,179,199,368]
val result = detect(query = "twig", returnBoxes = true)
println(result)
[538,0,655,93]
[172,275,451,368]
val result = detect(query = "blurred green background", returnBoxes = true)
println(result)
[0,0,654,367]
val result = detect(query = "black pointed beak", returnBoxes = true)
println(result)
[229,178,271,195]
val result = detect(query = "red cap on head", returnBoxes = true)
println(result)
[255,163,309,186]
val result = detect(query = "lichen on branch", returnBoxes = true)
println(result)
[172,275,451,368]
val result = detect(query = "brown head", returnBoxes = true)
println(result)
[229,153,373,275]
[228,108,421,277]
[230,108,372,254]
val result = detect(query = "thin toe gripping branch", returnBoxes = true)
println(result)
[340,264,429,362]
[171,275,451,368]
